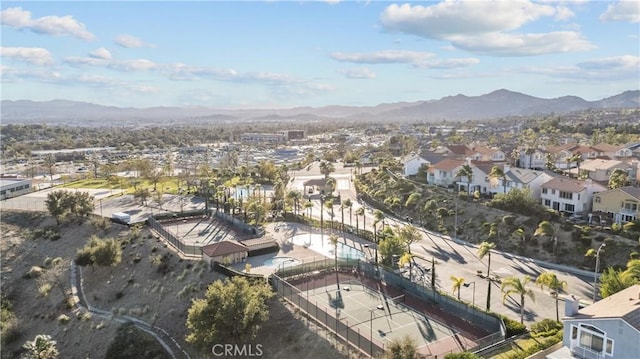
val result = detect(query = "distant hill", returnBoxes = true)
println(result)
[1,89,638,126]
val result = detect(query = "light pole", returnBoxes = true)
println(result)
[279,258,295,273]
[369,309,375,356]
[463,281,476,307]
[593,243,606,303]
[320,195,325,248]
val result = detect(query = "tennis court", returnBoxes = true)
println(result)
[301,277,477,357]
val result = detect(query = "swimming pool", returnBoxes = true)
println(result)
[262,257,301,268]
[291,234,365,260]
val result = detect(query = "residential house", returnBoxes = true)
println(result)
[569,159,632,183]
[502,167,559,199]
[517,147,547,170]
[427,158,465,187]
[622,141,640,158]
[590,143,623,159]
[460,161,494,195]
[403,153,430,177]
[468,144,506,162]
[592,186,640,224]
[540,178,606,214]
[548,284,640,359]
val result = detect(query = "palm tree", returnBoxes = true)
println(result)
[340,201,346,232]
[455,164,473,196]
[450,275,465,300]
[477,241,496,311]
[355,207,364,235]
[501,276,535,324]
[535,272,568,321]
[608,168,629,189]
[303,200,313,220]
[525,147,535,169]
[286,190,302,216]
[344,198,353,227]
[319,161,335,179]
[325,176,337,195]
[329,234,340,288]
[397,225,422,281]
[488,165,507,194]
[569,153,583,174]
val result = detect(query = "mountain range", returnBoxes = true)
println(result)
[1,89,638,126]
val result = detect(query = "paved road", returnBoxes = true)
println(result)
[288,163,596,325]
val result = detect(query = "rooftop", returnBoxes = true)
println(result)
[201,240,247,258]
[571,284,640,331]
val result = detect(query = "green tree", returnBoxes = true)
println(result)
[397,225,421,281]
[488,165,507,194]
[455,164,473,196]
[535,272,568,321]
[501,276,535,324]
[22,334,59,359]
[608,168,629,189]
[355,207,365,234]
[450,275,465,300]
[343,198,353,227]
[75,236,122,268]
[378,235,406,267]
[45,190,69,226]
[477,241,496,311]
[382,335,418,359]
[444,353,482,359]
[185,277,273,353]
[328,234,340,288]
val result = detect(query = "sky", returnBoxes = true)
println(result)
[1,1,639,109]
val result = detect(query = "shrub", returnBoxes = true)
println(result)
[24,266,44,279]
[445,353,482,359]
[502,315,527,337]
[57,314,70,324]
[530,319,563,338]
[38,283,53,297]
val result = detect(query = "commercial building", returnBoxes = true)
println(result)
[0,177,33,200]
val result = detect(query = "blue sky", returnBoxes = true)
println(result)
[1,1,639,109]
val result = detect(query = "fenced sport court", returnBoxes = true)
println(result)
[272,261,496,358]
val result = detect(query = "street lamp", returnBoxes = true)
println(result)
[320,194,325,248]
[463,281,476,308]
[593,243,606,302]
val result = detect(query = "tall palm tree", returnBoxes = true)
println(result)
[525,147,535,169]
[488,165,507,194]
[325,176,337,195]
[501,276,536,324]
[329,234,340,289]
[477,241,496,311]
[303,200,313,220]
[319,161,335,179]
[344,198,353,227]
[397,225,422,281]
[535,272,568,321]
[450,275,465,300]
[355,207,364,235]
[340,201,346,232]
[455,164,473,196]
[286,190,302,216]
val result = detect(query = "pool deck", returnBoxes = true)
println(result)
[231,222,372,276]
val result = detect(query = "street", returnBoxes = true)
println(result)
[289,162,596,324]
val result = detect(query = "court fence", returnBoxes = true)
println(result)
[271,264,385,358]
[272,257,505,357]
[148,215,202,258]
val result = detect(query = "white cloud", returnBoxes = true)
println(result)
[0,46,54,65]
[379,0,593,56]
[89,48,112,60]
[577,55,640,70]
[522,55,640,81]
[108,59,158,72]
[0,7,94,40]
[114,34,155,48]
[449,31,595,56]
[600,1,640,23]
[338,67,377,79]
[331,50,435,65]
[380,1,556,38]
[330,50,478,68]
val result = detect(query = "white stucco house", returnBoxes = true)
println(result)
[540,177,606,214]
